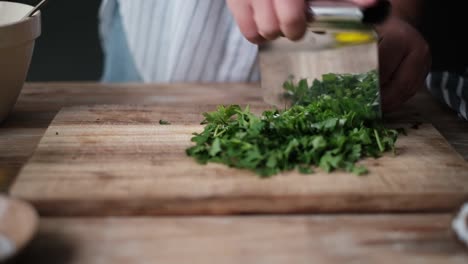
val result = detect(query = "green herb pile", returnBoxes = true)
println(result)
[186,70,399,177]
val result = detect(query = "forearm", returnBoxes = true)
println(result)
[390,0,424,27]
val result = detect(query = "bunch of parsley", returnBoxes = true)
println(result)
[186,70,399,176]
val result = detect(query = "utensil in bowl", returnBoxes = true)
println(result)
[22,0,48,20]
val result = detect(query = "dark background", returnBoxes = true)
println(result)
[8,0,103,81]
[5,1,468,81]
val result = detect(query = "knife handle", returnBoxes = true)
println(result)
[307,0,391,32]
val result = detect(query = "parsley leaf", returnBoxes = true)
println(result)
[209,138,222,157]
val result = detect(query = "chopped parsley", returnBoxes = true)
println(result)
[186,70,399,177]
[159,119,171,125]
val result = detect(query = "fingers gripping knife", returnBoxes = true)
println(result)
[259,0,391,117]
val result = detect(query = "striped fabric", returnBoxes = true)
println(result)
[99,0,260,83]
[426,71,468,120]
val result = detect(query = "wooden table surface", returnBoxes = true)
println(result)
[2,82,468,263]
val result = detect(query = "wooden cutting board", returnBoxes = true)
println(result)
[10,105,468,216]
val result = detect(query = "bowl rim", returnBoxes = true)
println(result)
[0,2,41,49]
[0,1,40,28]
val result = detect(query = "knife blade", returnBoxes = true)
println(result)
[258,0,391,118]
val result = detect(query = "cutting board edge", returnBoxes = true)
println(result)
[12,192,468,217]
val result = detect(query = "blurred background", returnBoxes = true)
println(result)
[6,0,103,81]
[4,1,467,82]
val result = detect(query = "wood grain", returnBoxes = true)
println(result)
[0,83,262,192]
[2,83,468,194]
[9,105,468,216]
[13,214,468,264]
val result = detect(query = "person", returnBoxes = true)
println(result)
[99,1,466,119]
[227,0,468,119]
[421,2,468,120]
[227,0,431,113]
[98,0,373,83]
[98,0,262,83]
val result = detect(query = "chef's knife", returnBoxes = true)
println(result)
[258,0,391,118]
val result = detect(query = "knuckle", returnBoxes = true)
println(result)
[259,27,281,40]
[241,27,264,43]
[288,27,307,41]
[403,81,420,97]
[281,15,303,29]
[246,33,264,44]
[280,16,306,40]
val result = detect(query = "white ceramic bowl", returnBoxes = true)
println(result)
[0,1,41,123]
